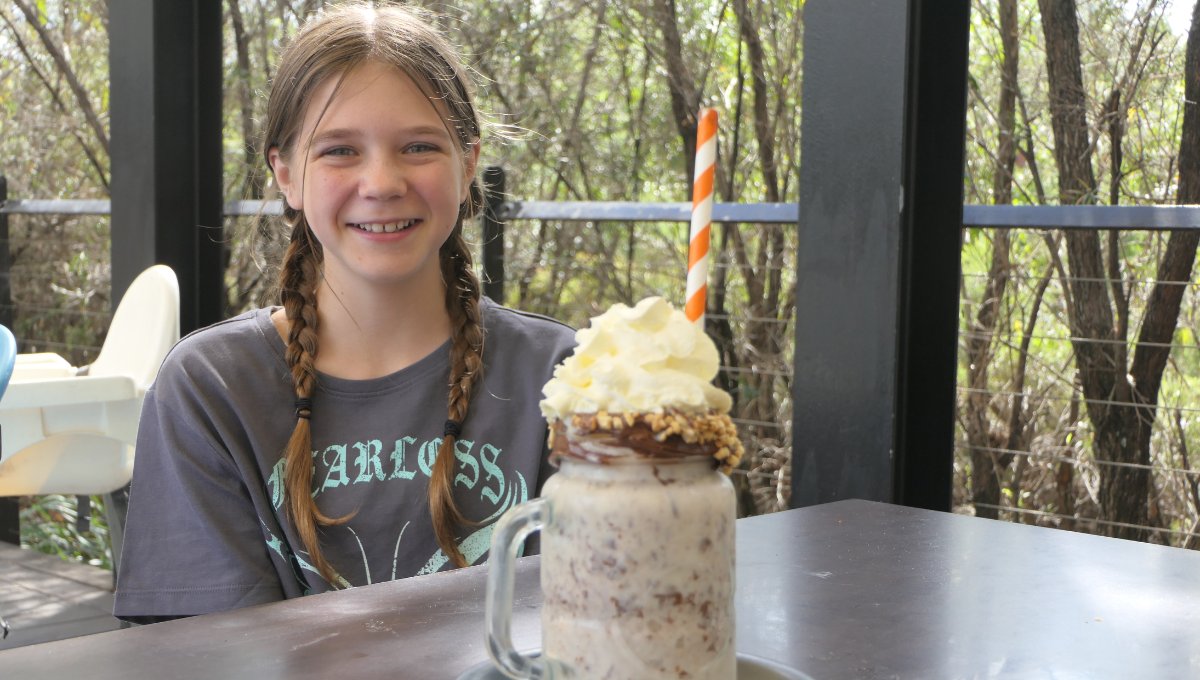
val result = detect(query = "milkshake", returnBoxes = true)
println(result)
[486,297,743,680]
[537,298,742,680]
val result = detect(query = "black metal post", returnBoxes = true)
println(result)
[0,496,15,546]
[791,0,969,510]
[0,176,14,545]
[892,0,971,510]
[76,495,91,534]
[792,0,910,507]
[109,0,224,335]
[481,166,507,304]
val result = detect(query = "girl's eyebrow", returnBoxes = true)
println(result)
[311,124,451,145]
[404,124,452,138]
[311,127,359,144]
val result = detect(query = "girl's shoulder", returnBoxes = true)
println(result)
[479,298,576,355]
[152,308,289,401]
[473,299,575,414]
[168,307,285,366]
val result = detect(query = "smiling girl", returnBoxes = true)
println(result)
[113,4,575,622]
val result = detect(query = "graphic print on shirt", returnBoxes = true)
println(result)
[262,435,528,588]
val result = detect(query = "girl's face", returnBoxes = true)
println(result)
[269,61,479,292]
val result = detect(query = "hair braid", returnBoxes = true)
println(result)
[279,218,353,586]
[429,224,485,568]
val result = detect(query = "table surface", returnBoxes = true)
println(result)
[2,499,1198,679]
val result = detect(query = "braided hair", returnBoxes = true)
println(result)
[266,3,486,583]
[430,225,486,568]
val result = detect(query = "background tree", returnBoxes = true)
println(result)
[965,0,1018,520]
[1039,0,1198,540]
[960,0,1200,548]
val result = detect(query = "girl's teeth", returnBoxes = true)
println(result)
[353,220,416,233]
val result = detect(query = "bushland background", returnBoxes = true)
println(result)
[0,0,1198,568]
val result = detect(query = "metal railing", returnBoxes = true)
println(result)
[0,186,809,515]
[7,199,1200,230]
[2,198,803,223]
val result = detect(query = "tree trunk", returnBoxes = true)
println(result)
[967,232,1010,520]
[730,0,787,431]
[564,0,608,197]
[229,0,263,199]
[709,39,745,405]
[733,0,779,204]
[993,0,1019,207]
[1057,388,1081,530]
[1125,0,1200,515]
[1107,3,1200,540]
[969,0,1018,520]
[13,0,110,156]
[1003,263,1054,521]
[0,8,108,189]
[1040,0,1200,540]
[651,0,700,196]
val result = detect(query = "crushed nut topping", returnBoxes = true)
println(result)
[553,408,745,475]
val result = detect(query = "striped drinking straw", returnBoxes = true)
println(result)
[686,108,718,328]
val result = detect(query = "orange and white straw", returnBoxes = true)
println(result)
[686,108,718,327]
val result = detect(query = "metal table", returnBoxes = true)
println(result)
[2,499,1198,679]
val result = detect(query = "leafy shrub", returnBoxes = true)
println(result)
[19,494,112,570]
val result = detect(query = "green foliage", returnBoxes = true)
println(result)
[20,494,113,570]
[965,0,1184,206]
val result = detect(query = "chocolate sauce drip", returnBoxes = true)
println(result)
[551,422,719,466]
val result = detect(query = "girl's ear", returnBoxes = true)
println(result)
[460,140,481,204]
[268,146,304,211]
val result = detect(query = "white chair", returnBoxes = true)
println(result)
[0,265,179,573]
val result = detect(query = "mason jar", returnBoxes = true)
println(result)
[486,451,737,680]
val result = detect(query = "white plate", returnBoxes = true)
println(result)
[455,652,815,680]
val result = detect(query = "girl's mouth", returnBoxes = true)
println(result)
[348,219,420,234]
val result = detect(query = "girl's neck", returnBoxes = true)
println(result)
[274,265,455,381]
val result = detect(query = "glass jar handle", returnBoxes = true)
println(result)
[486,497,557,679]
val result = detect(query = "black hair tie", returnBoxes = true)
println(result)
[443,419,463,439]
[294,398,313,420]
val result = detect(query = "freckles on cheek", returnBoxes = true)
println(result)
[308,176,341,215]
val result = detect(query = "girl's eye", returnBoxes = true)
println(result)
[321,146,355,157]
[407,143,438,154]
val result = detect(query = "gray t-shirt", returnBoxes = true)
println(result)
[114,299,575,619]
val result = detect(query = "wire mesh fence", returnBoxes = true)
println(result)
[482,209,797,518]
[0,188,799,519]
[15,188,1200,535]
[0,217,112,367]
[956,227,1200,548]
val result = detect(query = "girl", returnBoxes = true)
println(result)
[113,4,575,623]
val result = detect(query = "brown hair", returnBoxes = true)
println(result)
[264,3,485,583]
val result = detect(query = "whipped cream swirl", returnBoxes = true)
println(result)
[540,297,733,422]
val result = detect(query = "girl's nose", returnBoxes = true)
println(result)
[359,157,407,200]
